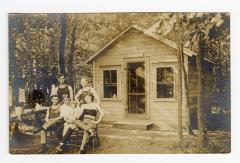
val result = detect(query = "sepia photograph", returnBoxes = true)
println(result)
[9,12,230,154]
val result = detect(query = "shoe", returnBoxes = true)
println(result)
[32,128,42,134]
[56,144,64,154]
[38,144,47,154]
[88,129,94,137]
[79,149,85,154]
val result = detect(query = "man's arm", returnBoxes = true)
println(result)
[68,85,74,101]
[45,108,50,122]
[95,104,104,124]
[50,84,57,96]
[60,106,66,119]
[74,106,83,120]
[74,89,82,105]
[91,88,100,105]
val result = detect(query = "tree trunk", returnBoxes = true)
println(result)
[177,44,183,142]
[217,41,223,108]
[196,32,207,148]
[59,14,67,75]
[67,23,77,89]
[181,53,194,135]
[9,29,18,107]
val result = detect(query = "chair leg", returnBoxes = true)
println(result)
[96,132,100,146]
[76,130,78,146]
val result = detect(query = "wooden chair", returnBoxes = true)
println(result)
[67,126,101,150]
[46,127,100,151]
[46,131,59,144]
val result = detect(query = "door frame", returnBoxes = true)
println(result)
[123,56,150,119]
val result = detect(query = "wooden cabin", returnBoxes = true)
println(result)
[86,25,214,131]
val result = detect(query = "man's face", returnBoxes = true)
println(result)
[51,97,59,105]
[59,76,65,84]
[81,78,87,87]
[70,102,77,109]
[63,98,70,105]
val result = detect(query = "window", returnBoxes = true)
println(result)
[103,70,117,98]
[156,67,174,98]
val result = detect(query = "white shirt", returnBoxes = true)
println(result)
[60,104,79,121]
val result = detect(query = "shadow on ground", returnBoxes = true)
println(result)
[10,124,231,154]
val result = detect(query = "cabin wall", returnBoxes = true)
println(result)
[93,28,188,130]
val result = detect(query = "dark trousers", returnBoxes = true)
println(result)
[41,121,63,144]
[61,128,73,144]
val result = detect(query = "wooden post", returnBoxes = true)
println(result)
[177,44,183,142]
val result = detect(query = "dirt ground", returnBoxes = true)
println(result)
[10,123,231,154]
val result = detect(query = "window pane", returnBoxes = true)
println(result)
[156,67,174,98]
[157,83,174,98]
[103,70,110,84]
[128,62,145,93]
[104,85,117,98]
[128,95,145,114]
[111,70,117,84]
[103,70,117,98]
[157,67,173,83]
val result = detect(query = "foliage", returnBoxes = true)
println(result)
[9,13,230,105]
[155,13,230,109]
[9,14,60,85]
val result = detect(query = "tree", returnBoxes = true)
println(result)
[59,13,67,75]
[67,17,77,89]
[196,30,208,148]
[177,44,183,142]
[169,14,195,137]
[156,13,230,135]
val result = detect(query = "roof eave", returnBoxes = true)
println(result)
[85,25,134,64]
[85,25,213,64]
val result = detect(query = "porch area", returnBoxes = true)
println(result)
[112,120,154,130]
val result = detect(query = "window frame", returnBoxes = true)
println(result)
[153,63,176,101]
[101,66,121,101]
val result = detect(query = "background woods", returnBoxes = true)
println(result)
[9,13,163,100]
[9,12,230,128]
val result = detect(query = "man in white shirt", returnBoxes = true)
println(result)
[55,94,79,153]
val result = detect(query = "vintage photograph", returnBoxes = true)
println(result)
[9,13,230,154]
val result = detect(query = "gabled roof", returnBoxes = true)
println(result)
[86,25,214,64]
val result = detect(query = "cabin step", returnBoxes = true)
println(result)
[112,120,154,130]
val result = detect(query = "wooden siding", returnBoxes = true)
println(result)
[93,28,188,130]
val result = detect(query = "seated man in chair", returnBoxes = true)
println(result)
[33,95,63,153]
[73,93,104,154]
[55,95,79,153]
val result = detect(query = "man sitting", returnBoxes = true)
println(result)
[55,94,79,153]
[33,95,63,153]
[73,94,104,154]
[55,94,104,154]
